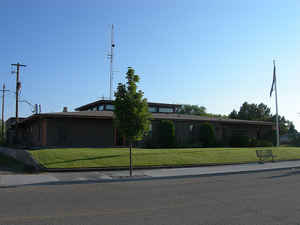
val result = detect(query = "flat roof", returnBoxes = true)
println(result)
[18,111,273,126]
[75,100,182,111]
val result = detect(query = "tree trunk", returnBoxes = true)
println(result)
[129,142,132,176]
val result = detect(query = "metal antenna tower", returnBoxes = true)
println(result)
[108,24,115,100]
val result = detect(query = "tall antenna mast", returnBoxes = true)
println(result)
[108,24,115,100]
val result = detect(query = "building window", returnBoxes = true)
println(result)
[159,107,173,113]
[148,107,157,113]
[148,123,153,137]
[97,105,104,111]
[106,104,115,110]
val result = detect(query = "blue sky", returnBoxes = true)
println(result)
[1,0,300,129]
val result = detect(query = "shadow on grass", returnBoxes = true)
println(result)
[44,155,122,166]
[0,154,33,173]
[0,166,24,173]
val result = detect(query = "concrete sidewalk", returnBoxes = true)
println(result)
[2,160,300,187]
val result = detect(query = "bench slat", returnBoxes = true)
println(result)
[256,149,275,163]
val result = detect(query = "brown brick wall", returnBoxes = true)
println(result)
[146,120,273,147]
[45,118,114,147]
[16,116,273,148]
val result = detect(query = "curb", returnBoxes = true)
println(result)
[38,159,300,173]
[1,165,300,188]
[41,162,258,172]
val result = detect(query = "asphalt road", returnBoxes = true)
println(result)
[1,169,300,225]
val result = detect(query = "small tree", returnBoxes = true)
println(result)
[114,67,151,176]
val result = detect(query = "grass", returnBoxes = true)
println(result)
[29,147,300,169]
[0,153,30,172]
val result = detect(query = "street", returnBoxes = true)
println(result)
[1,169,300,225]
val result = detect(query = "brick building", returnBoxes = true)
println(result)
[6,100,273,148]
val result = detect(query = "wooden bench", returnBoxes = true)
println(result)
[256,149,275,163]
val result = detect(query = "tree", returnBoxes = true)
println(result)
[179,104,227,118]
[230,102,272,121]
[288,123,298,139]
[228,110,238,119]
[114,67,152,176]
[179,105,207,116]
[229,101,293,137]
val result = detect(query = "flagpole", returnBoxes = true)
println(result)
[274,60,280,147]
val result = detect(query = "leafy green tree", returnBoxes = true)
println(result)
[286,122,298,145]
[179,105,207,116]
[228,110,238,119]
[229,102,292,136]
[231,102,272,121]
[288,123,298,138]
[114,67,151,176]
[179,104,227,118]
[267,115,291,135]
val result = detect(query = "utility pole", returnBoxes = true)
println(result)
[11,62,26,143]
[11,63,26,123]
[1,84,9,140]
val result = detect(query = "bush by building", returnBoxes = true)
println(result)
[230,135,250,147]
[290,135,300,147]
[256,139,273,147]
[262,130,277,146]
[231,136,273,147]
[198,123,216,147]
[157,120,176,148]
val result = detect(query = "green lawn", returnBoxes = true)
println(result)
[29,147,300,169]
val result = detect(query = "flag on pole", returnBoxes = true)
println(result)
[270,61,276,97]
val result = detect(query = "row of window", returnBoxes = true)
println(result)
[88,105,115,111]
[88,105,174,113]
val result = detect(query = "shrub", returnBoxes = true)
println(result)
[199,123,216,147]
[157,120,176,148]
[249,138,258,147]
[291,136,300,147]
[214,140,227,147]
[230,135,250,147]
[256,140,273,147]
[262,130,277,146]
[0,136,6,146]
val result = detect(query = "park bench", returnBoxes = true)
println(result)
[256,149,276,163]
